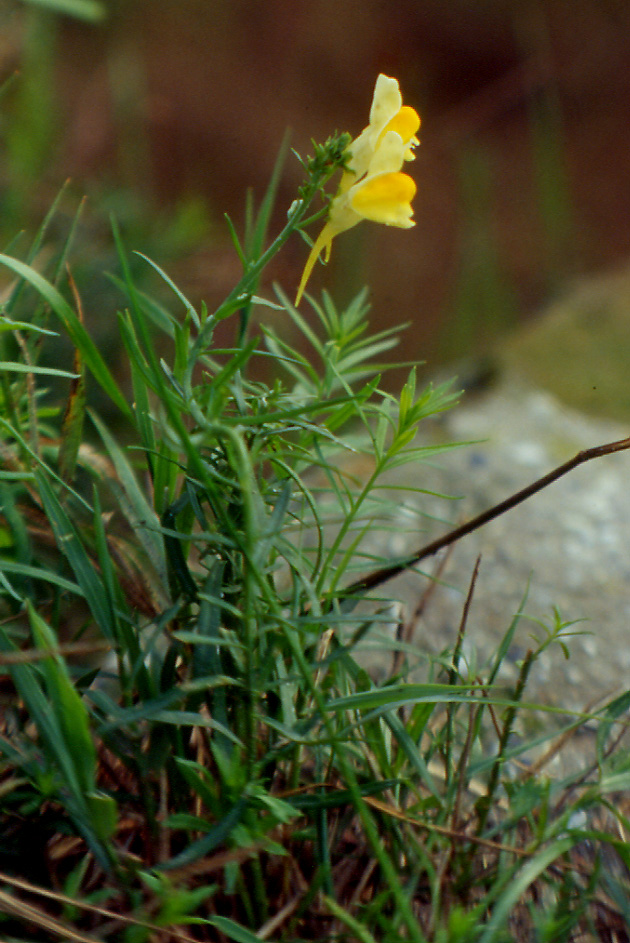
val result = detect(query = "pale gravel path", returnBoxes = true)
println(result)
[360,379,630,765]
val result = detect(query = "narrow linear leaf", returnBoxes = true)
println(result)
[26,601,96,796]
[20,0,107,23]
[3,182,71,316]
[58,270,87,482]
[0,558,82,595]
[326,682,483,713]
[0,625,84,800]
[58,363,86,482]
[89,410,167,588]
[157,799,246,871]
[207,916,276,943]
[0,319,57,335]
[479,837,575,943]
[0,362,78,377]
[34,469,118,642]
[133,252,200,329]
[0,254,131,417]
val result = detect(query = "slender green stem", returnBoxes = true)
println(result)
[444,557,481,785]
[250,855,269,925]
[317,459,385,598]
[235,869,256,926]
[477,649,535,834]
[315,747,333,895]
[322,894,379,943]
[194,167,338,356]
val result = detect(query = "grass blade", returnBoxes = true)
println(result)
[0,253,131,417]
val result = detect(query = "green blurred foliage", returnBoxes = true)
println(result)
[3,0,627,378]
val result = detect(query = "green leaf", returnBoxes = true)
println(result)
[174,757,218,811]
[478,836,575,943]
[34,468,119,642]
[157,798,246,871]
[0,254,131,417]
[205,915,276,943]
[0,558,82,595]
[133,253,200,329]
[111,221,171,401]
[19,0,107,23]
[90,487,125,637]
[26,601,96,795]
[107,271,176,338]
[0,621,111,868]
[2,183,71,315]
[58,344,86,483]
[0,625,80,792]
[326,682,482,713]
[384,711,442,801]
[0,318,57,335]
[89,410,168,592]
[321,895,378,943]
[85,790,118,841]
[193,563,226,681]
[288,779,401,811]
[247,134,289,261]
[0,362,78,377]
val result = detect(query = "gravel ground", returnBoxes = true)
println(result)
[354,378,630,774]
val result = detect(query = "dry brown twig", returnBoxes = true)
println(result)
[342,435,630,599]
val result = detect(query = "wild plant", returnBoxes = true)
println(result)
[0,73,629,943]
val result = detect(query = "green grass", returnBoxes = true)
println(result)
[0,141,629,943]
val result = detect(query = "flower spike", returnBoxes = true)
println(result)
[296,74,420,305]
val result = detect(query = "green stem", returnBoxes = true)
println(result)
[317,460,385,599]
[477,649,535,834]
[194,172,334,355]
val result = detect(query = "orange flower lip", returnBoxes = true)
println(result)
[378,106,421,152]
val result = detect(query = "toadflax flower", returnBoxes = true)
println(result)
[295,73,420,305]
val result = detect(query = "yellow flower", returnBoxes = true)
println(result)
[295,74,420,305]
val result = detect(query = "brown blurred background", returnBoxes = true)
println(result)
[2,0,630,374]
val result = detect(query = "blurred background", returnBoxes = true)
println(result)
[1,0,630,382]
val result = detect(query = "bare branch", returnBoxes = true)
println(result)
[341,435,630,599]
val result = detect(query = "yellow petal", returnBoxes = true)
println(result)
[346,127,374,180]
[349,172,417,227]
[369,75,403,134]
[367,129,408,177]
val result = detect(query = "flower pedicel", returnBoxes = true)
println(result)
[295,74,420,306]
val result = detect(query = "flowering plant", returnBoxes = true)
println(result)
[295,73,420,305]
[0,62,612,943]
